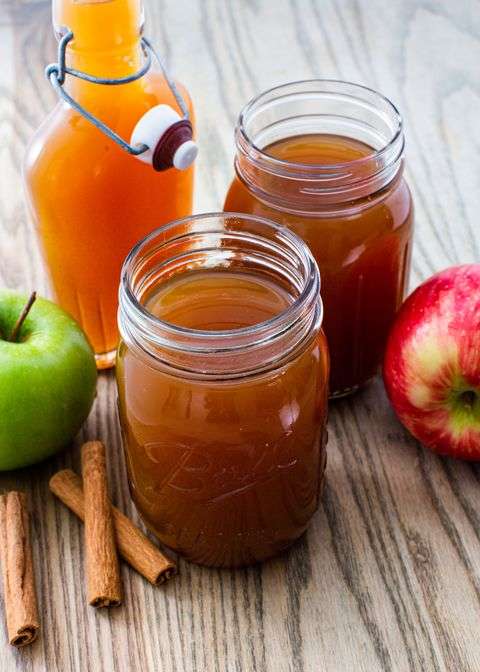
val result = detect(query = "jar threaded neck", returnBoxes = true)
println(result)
[118,213,322,379]
[235,79,405,214]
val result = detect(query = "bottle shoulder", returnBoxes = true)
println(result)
[24,102,67,174]
[24,74,194,175]
[141,71,194,117]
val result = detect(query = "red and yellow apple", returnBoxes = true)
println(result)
[383,264,480,460]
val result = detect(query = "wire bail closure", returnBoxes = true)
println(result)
[45,30,190,157]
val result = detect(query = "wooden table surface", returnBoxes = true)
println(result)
[1,1,480,670]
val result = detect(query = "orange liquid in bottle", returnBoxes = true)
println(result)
[225,133,413,395]
[116,270,329,567]
[24,0,195,368]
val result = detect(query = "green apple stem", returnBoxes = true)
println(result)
[8,292,37,342]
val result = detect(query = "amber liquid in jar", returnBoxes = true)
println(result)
[225,132,413,395]
[117,215,329,568]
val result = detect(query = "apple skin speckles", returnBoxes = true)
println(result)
[383,264,480,461]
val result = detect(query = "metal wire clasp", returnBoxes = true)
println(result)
[45,30,190,156]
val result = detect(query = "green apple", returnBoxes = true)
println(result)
[0,290,97,470]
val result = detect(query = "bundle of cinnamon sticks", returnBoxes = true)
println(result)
[0,441,176,648]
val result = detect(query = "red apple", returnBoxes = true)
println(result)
[383,264,480,460]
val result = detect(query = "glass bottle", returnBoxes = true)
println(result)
[24,0,195,368]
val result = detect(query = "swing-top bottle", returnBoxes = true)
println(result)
[24,0,196,368]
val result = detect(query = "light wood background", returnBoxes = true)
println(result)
[1,0,480,670]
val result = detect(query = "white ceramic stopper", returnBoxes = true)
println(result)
[130,104,197,171]
[173,140,198,170]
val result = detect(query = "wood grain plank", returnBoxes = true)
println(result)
[0,1,479,671]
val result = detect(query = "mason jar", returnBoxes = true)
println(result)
[224,80,414,397]
[116,213,329,567]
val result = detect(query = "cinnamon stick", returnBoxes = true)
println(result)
[0,492,39,647]
[49,469,176,585]
[81,441,122,608]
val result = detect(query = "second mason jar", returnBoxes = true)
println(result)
[116,213,329,567]
[224,80,414,397]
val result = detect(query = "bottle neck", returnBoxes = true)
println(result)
[53,0,144,78]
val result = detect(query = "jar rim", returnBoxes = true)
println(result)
[237,78,403,175]
[119,212,322,362]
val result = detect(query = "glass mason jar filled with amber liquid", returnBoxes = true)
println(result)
[116,213,329,567]
[224,80,414,397]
